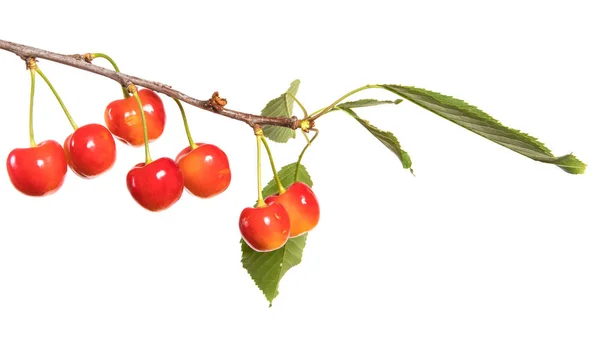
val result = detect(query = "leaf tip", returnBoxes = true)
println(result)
[556,154,586,174]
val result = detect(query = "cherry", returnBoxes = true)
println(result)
[126,157,184,212]
[63,123,117,179]
[264,182,320,237]
[175,143,232,198]
[6,140,68,197]
[239,203,291,252]
[104,89,166,147]
[127,158,183,211]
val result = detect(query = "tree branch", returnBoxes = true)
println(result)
[0,39,300,129]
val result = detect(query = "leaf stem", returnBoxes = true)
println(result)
[286,92,308,118]
[28,68,36,148]
[91,52,130,99]
[129,85,152,165]
[35,67,78,130]
[294,129,319,182]
[256,133,266,207]
[173,97,197,150]
[260,135,285,194]
[308,84,379,120]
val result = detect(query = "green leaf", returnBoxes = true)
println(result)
[336,98,402,109]
[337,107,413,174]
[380,84,586,174]
[241,162,314,306]
[260,80,300,143]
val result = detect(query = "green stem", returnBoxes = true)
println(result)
[131,88,152,164]
[286,92,308,118]
[260,135,285,194]
[91,53,129,99]
[308,84,379,120]
[28,69,37,148]
[173,98,197,150]
[35,67,78,130]
[294,129,319,182]
[256,134,266,207]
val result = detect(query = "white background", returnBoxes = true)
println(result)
[1,1,599,351]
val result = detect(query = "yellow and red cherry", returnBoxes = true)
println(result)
[104,89,166,147]
[63,123,116,178]
[239,203,291,252]
[126,157,184,212]
[176,143,231,198]
[264,182,320,237]
[6,140,68,197]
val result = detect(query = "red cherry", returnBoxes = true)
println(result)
[175,143,232,198]
[6,140,68,197]
[126,157,184,212]
[104,89,166,147]
[239,203,291,252]
[63,123,117,179]
[265,182,320,237]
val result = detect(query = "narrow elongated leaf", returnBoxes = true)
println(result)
[336,98,402,109]
[241,162,313,306]
[261,80,300,143]
[337,107,413,174]
[380,85,586,174]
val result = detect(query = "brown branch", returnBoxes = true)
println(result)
[0,39,300,129]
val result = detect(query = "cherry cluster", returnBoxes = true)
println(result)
[6,57,231,214]
[6,85,232,210]
[5,55,321,253]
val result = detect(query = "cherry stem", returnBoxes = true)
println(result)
[28,68,37,148]
[35,67,78,130]
[91,53,130,99]
[130,85,152,165]
[294,128,319,182]
[256,133,266,207]
[286,92,308,118]
[260,135,285,194]
[308,84,379,120]
[173,97,197,150]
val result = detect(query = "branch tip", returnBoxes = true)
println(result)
[209,91,227,111]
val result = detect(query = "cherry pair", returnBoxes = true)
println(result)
[126,143,231,212]
[6,123,116,196]
[239,182,320,252]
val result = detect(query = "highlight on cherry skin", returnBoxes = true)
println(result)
[6,140,68,197]
[176,143,232,198]
[265,182,320,238]
[239,202,292,252]
[64,123,117,178]
[104,89,166,147]
[126,157,185,212]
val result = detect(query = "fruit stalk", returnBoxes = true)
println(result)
[294,128,319,182]
[255,130,266,207]
[90,53,130,99]
[173,97,197,150]
[27,59,37,147]
[129,84,153,165]
[260,135,285,194]
[35,66,78,130]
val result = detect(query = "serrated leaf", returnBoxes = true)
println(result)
[260,80,300,143]
[379,84,586,174]
[336,98,402,109]
[241,162,314,306]
[337,107,413,174]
